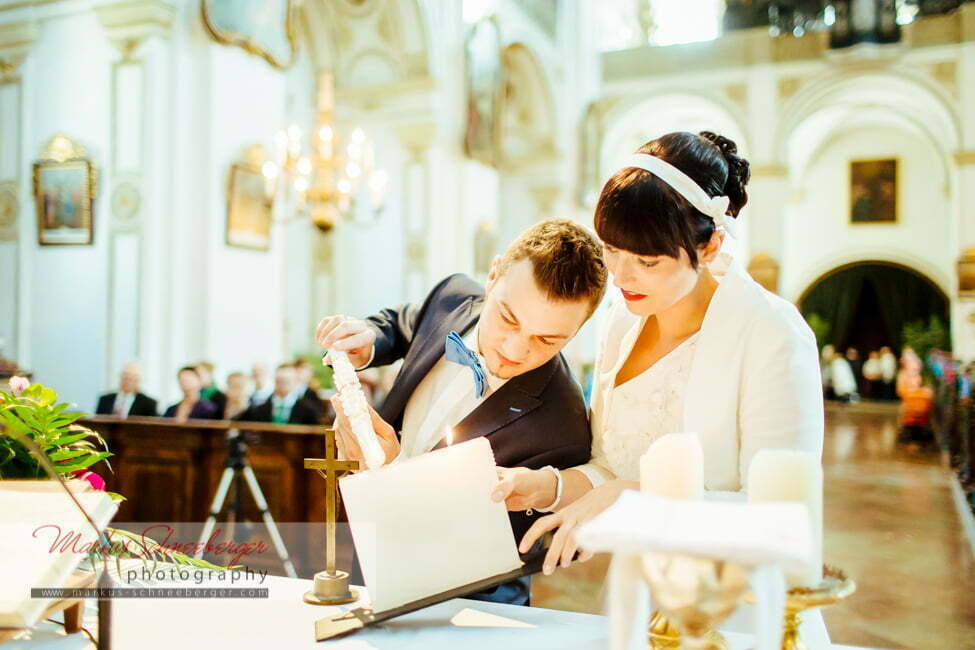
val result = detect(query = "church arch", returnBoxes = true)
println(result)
[798,260,950,353]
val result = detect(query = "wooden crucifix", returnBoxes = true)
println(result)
[302,426,360,605]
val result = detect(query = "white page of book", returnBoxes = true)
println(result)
[339,437,522,611]
[0,486,117,628]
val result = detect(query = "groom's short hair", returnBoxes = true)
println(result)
[497,218,607,314]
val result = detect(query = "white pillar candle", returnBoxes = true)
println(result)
[639,433,704,499]
[747,450,823,588]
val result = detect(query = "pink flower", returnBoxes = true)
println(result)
[8,376,28,396]
[72,470,106,491]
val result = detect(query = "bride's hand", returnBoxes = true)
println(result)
[519,480,630,575]
[491,467,557,512]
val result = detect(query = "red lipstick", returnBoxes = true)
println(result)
[621,289,647,302]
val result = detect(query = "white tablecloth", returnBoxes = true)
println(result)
[3,566,878,650]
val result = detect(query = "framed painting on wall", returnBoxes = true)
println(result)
[226,163,272,251]
[463,17,503,167]
[33,135,97,246]
[201,0,297,70]
[850,158,898,224]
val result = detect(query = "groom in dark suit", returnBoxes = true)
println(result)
[317,219,607,605]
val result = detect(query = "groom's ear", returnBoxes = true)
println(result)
[485,255,502,290]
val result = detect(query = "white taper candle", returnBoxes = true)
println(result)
[639,433,704,499]
[747,449,823,588]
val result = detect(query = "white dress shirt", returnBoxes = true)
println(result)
[396,322,508,460]
[112,392,135,417]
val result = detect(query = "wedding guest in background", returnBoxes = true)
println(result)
[223,371,251,420]
[196,361,228,417]
[250,361,273,406]
[830,350,858,402]
[820,344,835,399]
[163,366,218,421]
[96,361,158,417]
[896,347,924,399]
[862,350,883,399]
[897,371,934,446]
[879,345,898,400]
[236,363,321,425]
[845,347,863,394]
[292,358,324,417]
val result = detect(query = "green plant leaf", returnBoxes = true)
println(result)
[48,448,89,461]
[51,431,94,447]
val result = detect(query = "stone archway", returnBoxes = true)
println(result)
[798,261,950,355]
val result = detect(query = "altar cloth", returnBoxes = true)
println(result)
[4,562,879,650]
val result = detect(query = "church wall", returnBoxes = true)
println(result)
[17,9,115,410]
[781,126,953,306]
[200,43,289,387]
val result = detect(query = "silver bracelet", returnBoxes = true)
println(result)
[532,465,563,514]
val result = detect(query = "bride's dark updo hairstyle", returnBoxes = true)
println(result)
[594,131,751,269]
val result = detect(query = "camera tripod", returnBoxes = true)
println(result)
[194,429,297,578]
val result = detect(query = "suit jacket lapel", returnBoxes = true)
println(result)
[451,358,554,445]
[382,296,480,424]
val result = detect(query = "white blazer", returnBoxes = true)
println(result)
[579,253,825,493]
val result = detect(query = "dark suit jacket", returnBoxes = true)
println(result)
[365,273,592,542]
[162,399,219,419]
[96,392,159,417]
[205,389,228,419]
[236,396,323,426]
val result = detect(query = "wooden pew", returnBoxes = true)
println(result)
[81,415,342,577]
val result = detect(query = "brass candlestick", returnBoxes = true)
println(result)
[303,426,361,605]
[780,566,856,650]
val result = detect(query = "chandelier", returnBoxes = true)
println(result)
[262,74,389,231]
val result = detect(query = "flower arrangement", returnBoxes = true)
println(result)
[1,376,227,570]
[0,376,114,493]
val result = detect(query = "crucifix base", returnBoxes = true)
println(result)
[303,570,360,606]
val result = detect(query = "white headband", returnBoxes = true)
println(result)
[623,153,738,238]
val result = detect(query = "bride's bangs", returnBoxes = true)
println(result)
[594,169,689,260]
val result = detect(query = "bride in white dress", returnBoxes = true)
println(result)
[494,130,824,572]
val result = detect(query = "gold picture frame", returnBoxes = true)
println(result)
[226,162,272,251]
[33,135,97,246]
[463,16,503,168]
[849,158,898,225]
[201,0,297,70]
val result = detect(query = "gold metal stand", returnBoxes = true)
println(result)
[641,554,747,650]
[649,611,728,649]
[648,611,681,649]
[781,566,856,650]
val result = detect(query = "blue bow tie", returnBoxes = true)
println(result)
[445,330,488,399]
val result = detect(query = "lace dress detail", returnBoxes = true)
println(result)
[596,333,699,482]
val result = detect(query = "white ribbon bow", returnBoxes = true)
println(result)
[624,153,738,238]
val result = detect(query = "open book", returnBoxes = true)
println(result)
[339,437,522,611]
[0,481,118,629]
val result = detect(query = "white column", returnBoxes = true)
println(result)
[397,123,435,302]
[952,23,975,359]
[0,75,23,362]
[0,21,37,366]
[744,64,787,294]
[97,0,175,399]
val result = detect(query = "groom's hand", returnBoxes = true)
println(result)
[331,396,400,466]
[316,315,376,369]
